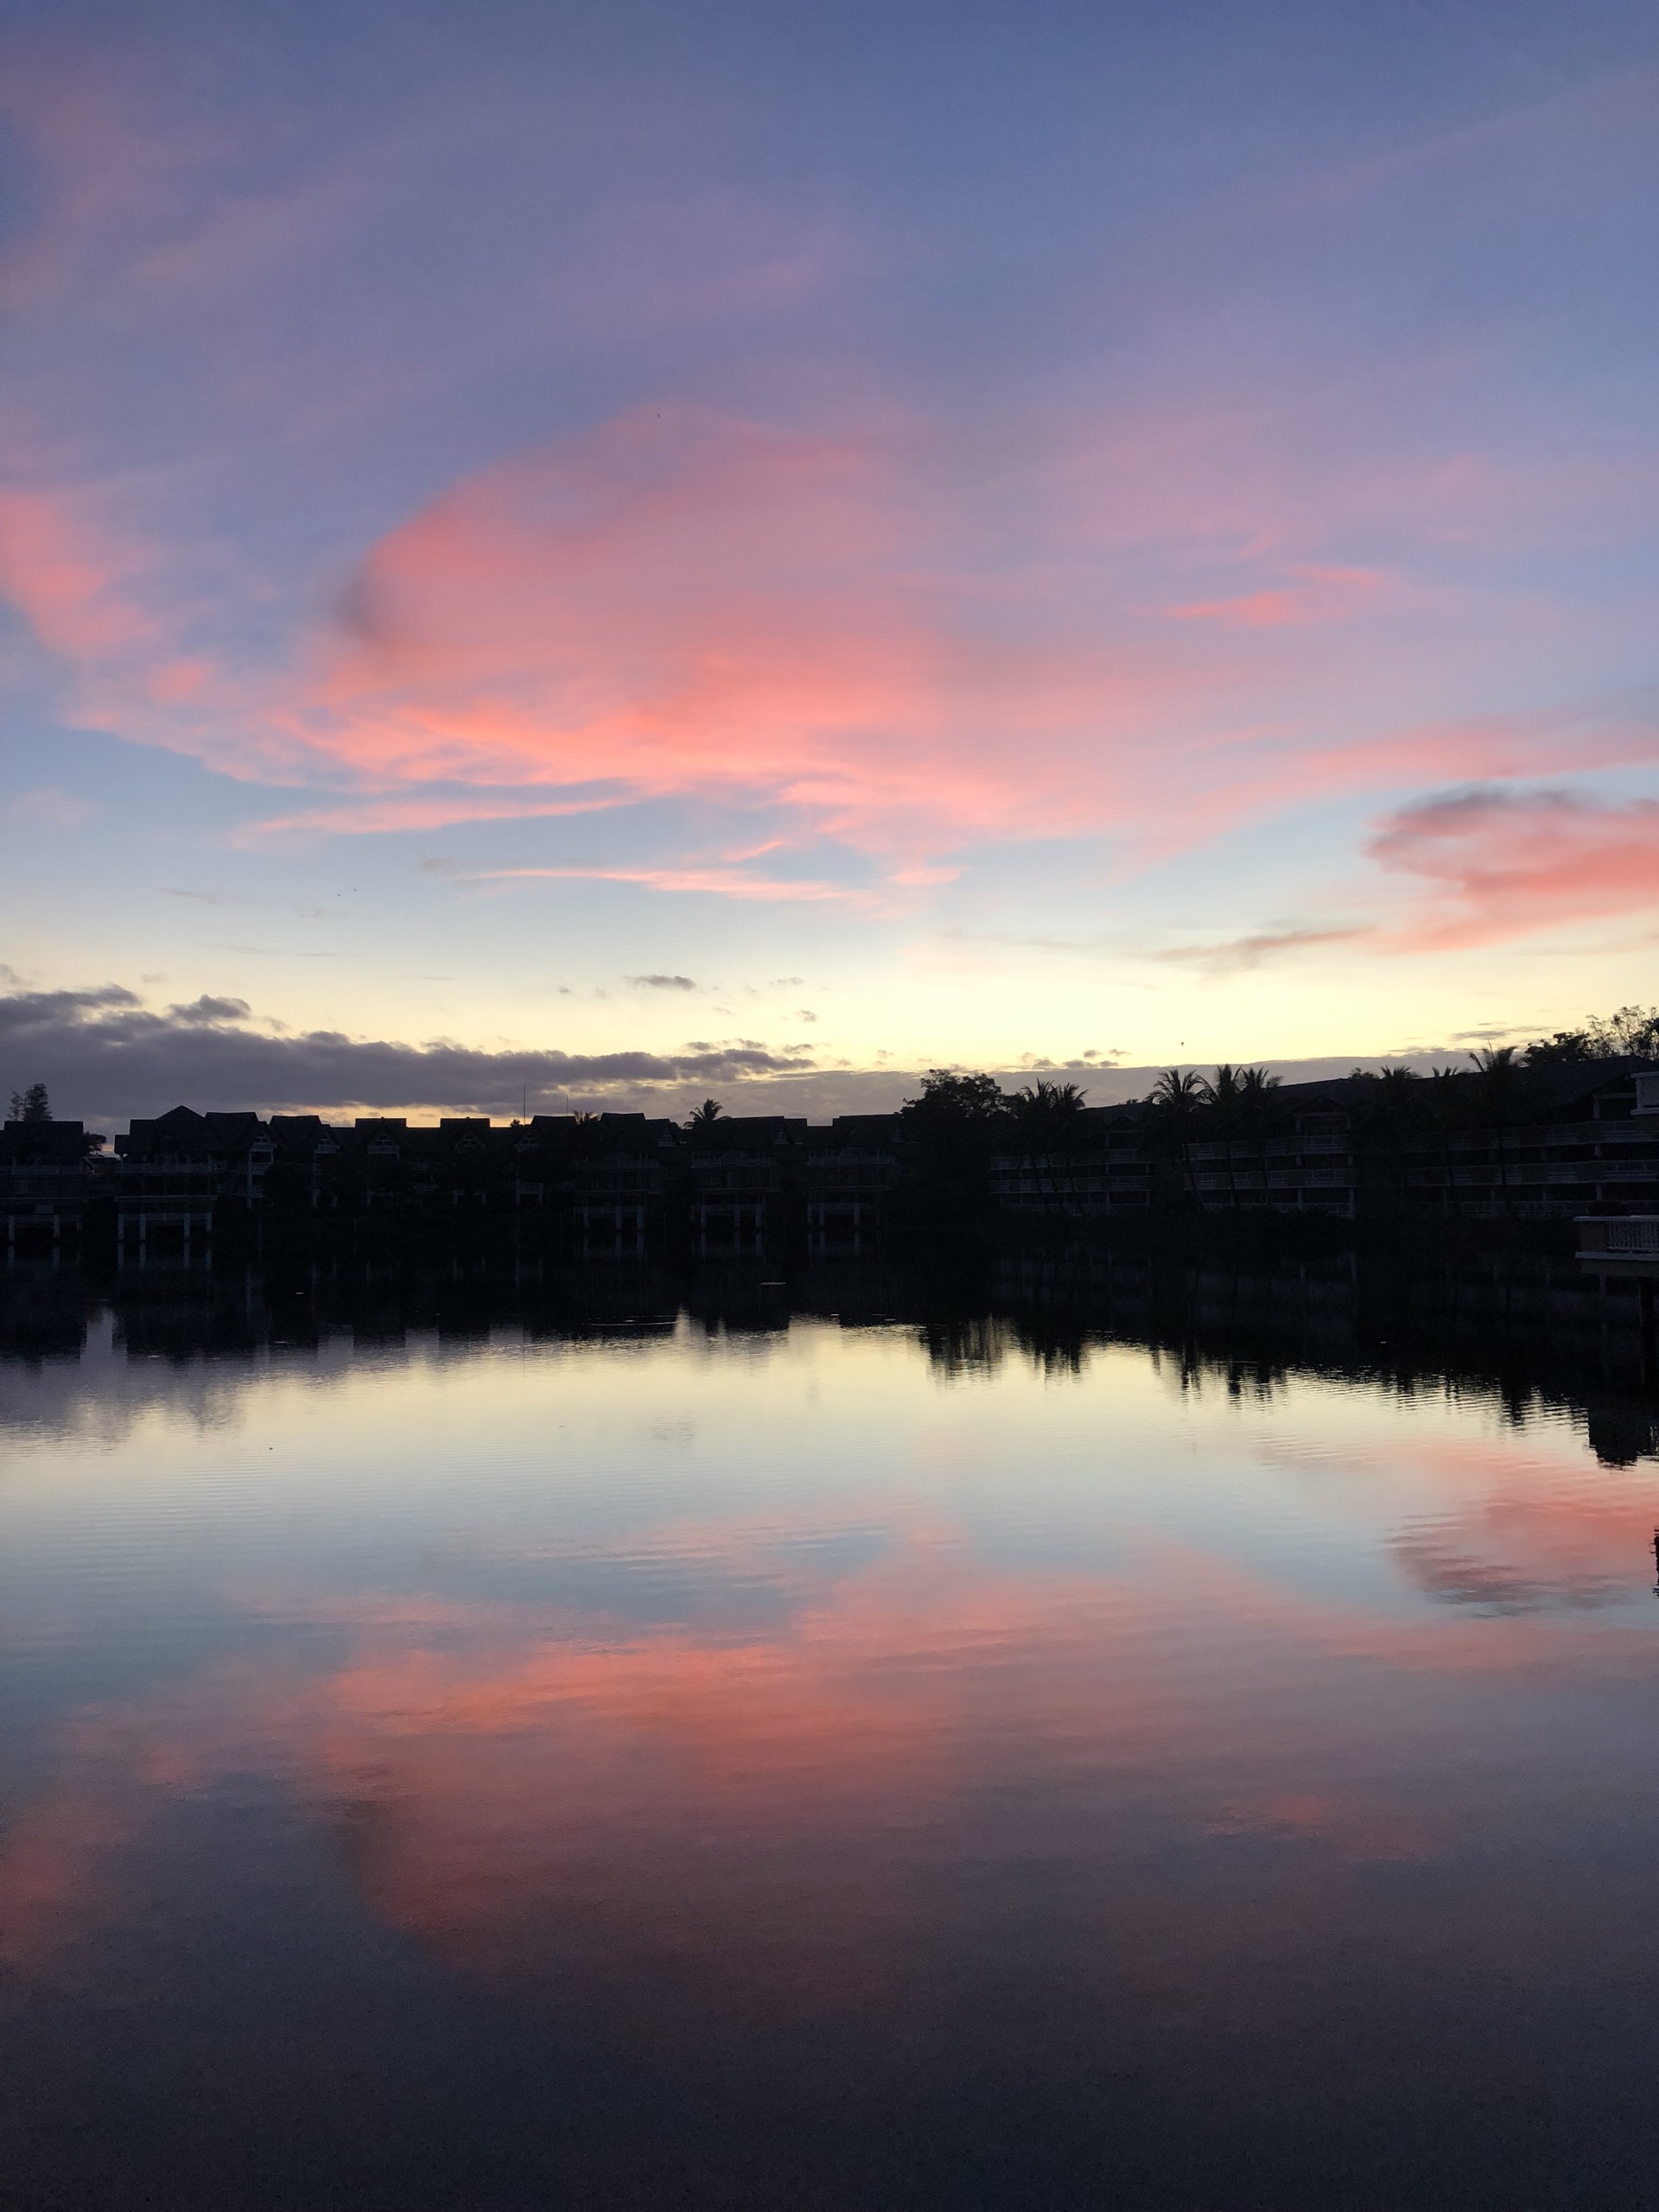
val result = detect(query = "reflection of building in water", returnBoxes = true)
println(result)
[4,1240,1658,1491]
[1583,1400,1659,1468]
[985,1240,1659,1458]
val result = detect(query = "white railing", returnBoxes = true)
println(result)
[1577,1216,1659,1255]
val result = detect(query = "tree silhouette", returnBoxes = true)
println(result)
[1204,1065,1278,1205]
[1150,1068,1211,1115]
[1208,1064,1246,1120]
[1470,1045,1520,1109]
[1148,1069,1211,1200]
[1468,1046,1524,1207]
[1527,1004,1659,1064]
[1237,1065,1280,1110]
[7,1084,49,1123]
[896,1070,1008,1226]
[901,1070,1007,1130]
[1009,1077,1087,1141]
[1008,1079,1089,1209]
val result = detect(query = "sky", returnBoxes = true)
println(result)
[2,0,1656,1123]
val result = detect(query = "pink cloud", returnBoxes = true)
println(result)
[5,10,1659,936]
[293,407,1637,862]
[1338,698,1659,792]
[307,405,1093,849]
[4,402,1657,903]
[1369,786,1659,949]
[0,489,156,658]
[466,861,887,906]
[3,785,92,830]
[270,410,1659,870]
[232,791,627,848]
[1166,563,1400,629]
[0,58,219,311]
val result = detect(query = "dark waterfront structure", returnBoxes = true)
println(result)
[3,1058,1656,1262]
[685,1116,805,1254]
[0,1116,105,1257]
[112,1107,270,1259]
[804,1116,902,1250]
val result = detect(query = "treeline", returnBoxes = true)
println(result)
[894,1003,1659,1148]
[880,1006,1659,1225]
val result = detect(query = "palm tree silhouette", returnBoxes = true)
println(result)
[1351,1065,1422,1207]
[1205,1065,1279,1205]
[1238,1065,1279,1110]
[1149,1069,1211,1201]
[1426,1065,1465,1217]
[1150,1068,1211,1112]
[1010,1079,1089,1210]
[1469,1046,1523,1210]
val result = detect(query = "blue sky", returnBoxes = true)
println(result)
[3,0,1656,1118]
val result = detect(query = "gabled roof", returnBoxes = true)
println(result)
[696,1116,807,1146]
[1511,1055,1657,1121]
[1079,1101,1152,1128]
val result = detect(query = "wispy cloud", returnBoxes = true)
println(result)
[1164,564,1405,630]
[3,787,92,829]
[465,860,880,907]
[1155,925,1370,976]
[231,791,628,849]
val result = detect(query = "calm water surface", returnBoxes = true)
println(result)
[3,1257,1659,2209]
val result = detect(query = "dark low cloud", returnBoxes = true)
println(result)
[1154,926,1368,976]
[167,995,253,1025]
[0,984,817,1127]
[626,974,697,991]
[0,985,1482,1130]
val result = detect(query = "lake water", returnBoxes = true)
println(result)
[3,1249,1658,2210]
